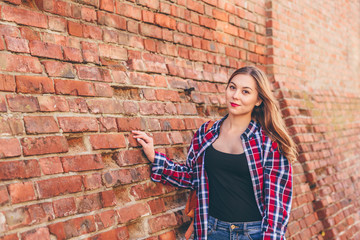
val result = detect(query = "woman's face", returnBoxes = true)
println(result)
[225,74,262,117]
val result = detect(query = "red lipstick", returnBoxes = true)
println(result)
[230,102,240,107]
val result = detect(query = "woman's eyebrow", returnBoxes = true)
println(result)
[243,86,253,90]
[229,82,253,90]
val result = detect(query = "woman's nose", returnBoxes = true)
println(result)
[232,90,241,99]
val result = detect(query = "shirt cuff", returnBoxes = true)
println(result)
[150,151,166,182]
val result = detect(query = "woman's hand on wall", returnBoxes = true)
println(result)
[131,130,155,163]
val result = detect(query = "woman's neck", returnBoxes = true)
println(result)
[223,114,252,134]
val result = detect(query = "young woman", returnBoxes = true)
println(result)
[132,66,297,240]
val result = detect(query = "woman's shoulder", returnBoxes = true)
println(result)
[257,125,279,152]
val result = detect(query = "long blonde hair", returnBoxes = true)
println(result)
[227,66,298,164]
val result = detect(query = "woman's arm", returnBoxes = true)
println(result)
[132,123,205,189]
[263,142,293,240]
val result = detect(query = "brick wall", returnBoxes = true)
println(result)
[0,0,359,239]
[266,0,360,239]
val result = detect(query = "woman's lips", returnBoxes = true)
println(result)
[230,102,240,107]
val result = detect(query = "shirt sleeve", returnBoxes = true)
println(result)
[150,123,204,189]
[262,142,293,240]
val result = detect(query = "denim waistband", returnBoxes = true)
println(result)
[208,215,262,231]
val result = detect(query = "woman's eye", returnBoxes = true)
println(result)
[243,90,249,94]
[230,86,235,90]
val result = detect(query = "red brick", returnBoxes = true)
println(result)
[0,138,21,158]
[26,202,54,225]
[173,33,192,46]
[21,227,50,240]
[0,96,6,112]
[67,98,88,113]
[0,186,9,206]
[48,16,67,32]
[81,6,97,22]
[0,25,19,38]
[24,116,59,134]
[81,41,100,64]
[118,203,149,223]
[21,136,68,156]
[4,0,21,4]
[67,21,83,37]
[82,173,102,190]
[100,190,117,207]
[155,13,176,30]
[111,149,148,166]
[75,65,112,82]
[53,197,76,217]
[100,0,114,12]
[148,213,178,233]
[58,116,98,132]
[187,0,204,14]
[54,79,95,96]
[1,117,23,136]
[99,44,127,60]
[0,74,15,92]
[4,206,31,230]
[87,99,123,114]
[37,175,82,199]
[8,182,36,204]
[0,234,18,240]
[0,53,42,73]
[38,95,70,112]
[130,182,164,200]
[39,156,63,175]
[137,0,159,10]
[61,154,104,172]
[116,2,141,20]
[97,11,126,30]
[48,222,66,240]
[76,193,102,213]
[95,210,117,230]
[140,24,162,39]
[64,215,96,238]
[139,102,166,115]
[4,36,29,53]
[29,40,63,60]
[87,227,129,240]
[0,36,4,50]
[20,27,41,41]
[15,75,54,94]
[142,10,155,23]
[94,82,113,97]
[2,5,48,29]
[63,47,83,62]
[111,70,127,83]
[0,160,40,180]
[98,117,117,132]
[148,198,166,214]
[42,61,75,78]
[89,134,126,150]
[83,24,102,40]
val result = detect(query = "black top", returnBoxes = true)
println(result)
[204,143,263,222]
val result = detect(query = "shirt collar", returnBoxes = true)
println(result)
[212,113,260,140]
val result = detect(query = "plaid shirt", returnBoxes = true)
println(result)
[151,113,293,240]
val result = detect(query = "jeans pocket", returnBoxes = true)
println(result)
[246,228,262,240]
[207,222,215,236]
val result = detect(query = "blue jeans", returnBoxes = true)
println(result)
[207,215,263,240]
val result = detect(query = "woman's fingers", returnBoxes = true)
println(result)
[131,130,153,144]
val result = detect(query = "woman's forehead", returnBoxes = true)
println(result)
[229,74,256,88]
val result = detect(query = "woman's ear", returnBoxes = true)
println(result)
[256,98,263,107]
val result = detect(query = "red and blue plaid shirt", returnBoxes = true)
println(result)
[151,113,293,240]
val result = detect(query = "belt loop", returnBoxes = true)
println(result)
[213,217,218,230]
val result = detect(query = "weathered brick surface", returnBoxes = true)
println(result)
[0,0,359,239]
